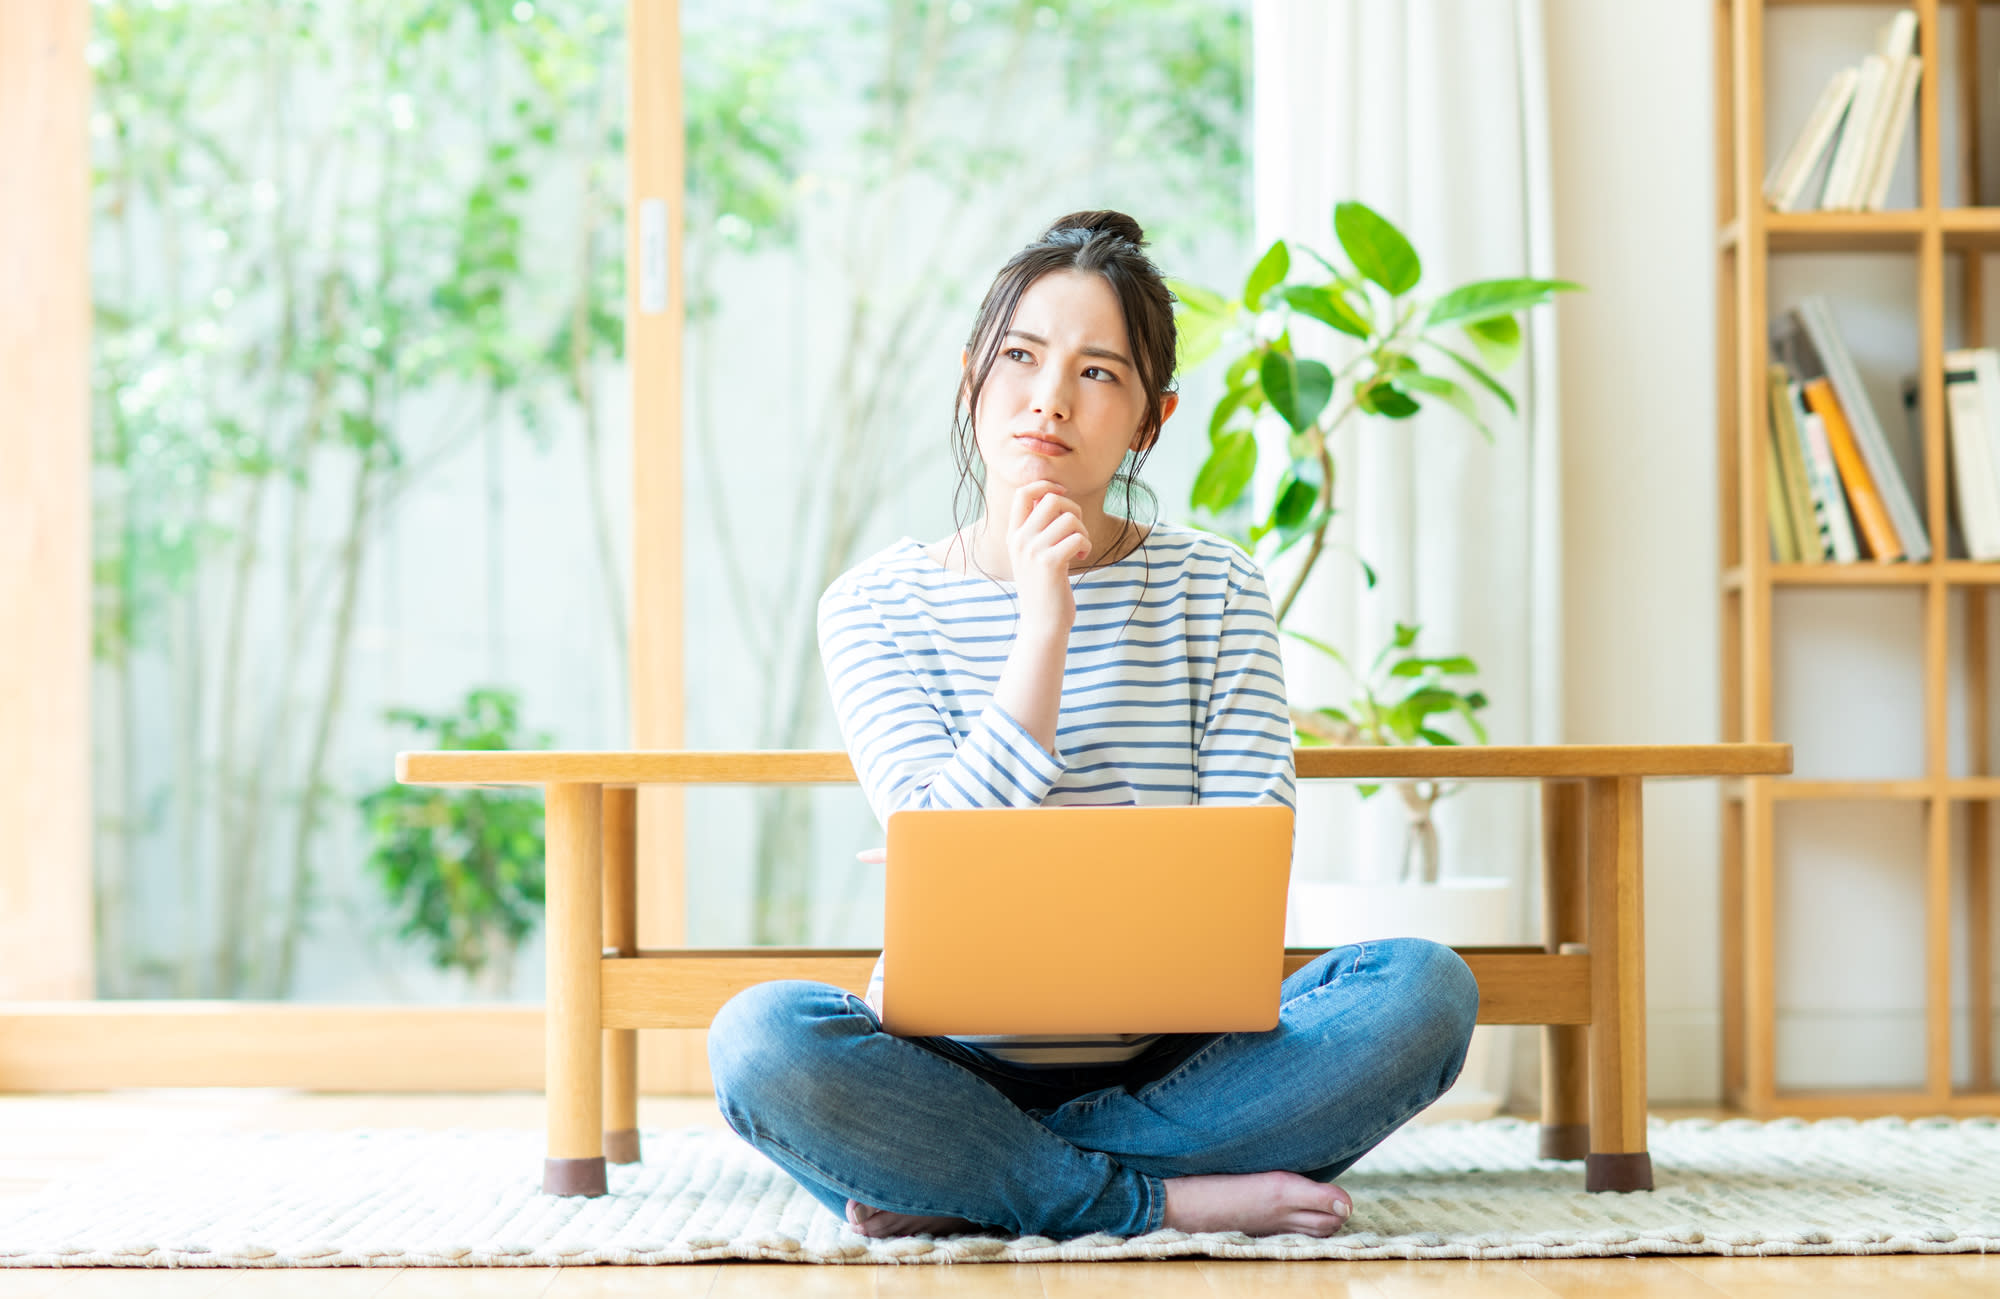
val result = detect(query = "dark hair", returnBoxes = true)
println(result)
[946,210,1180,586]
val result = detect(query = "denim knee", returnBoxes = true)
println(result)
[1375,937,1480,1078]
[707,979,858,1124]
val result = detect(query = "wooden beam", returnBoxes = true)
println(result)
[599,948,1595,1030]
[0,0,93,999]
[397,744,1795,787]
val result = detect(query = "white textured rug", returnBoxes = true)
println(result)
[3,1117,1998,1266]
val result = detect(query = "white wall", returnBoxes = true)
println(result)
[1544,1,2000,1102]
[1545,0,1729,1103]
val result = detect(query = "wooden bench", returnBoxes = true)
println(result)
[395,744,1790,1199]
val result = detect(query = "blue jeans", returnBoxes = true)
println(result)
[707,937,1479,1239]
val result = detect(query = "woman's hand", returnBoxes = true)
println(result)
[1007,478,1089,634]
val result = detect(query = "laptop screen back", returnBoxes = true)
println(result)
[881,804,1294,1036]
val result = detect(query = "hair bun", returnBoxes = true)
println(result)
[1041,209,1146,247]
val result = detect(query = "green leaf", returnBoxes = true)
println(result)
[1423,277,1580,329]
[1261,351,1334,431]
[1358,783,1382,799]
[1393,371,1491,440]
[1355,377,1420,419]
[1277,284,1370,339]
[1224,348,1262,391]
[1242,239,1290,311]
[1466,314,1522,371]
[1175,307,1228,374]
[1416,727,1460,747]
[1269,469,1319,531]
[1393,622,1420,649]
[1267,505,1334,562]
[1279,625,1354,675]
[1189,429,1259,513]
[1334,200,1421,296]
[1428,340,1519,417]
[1387,654,1480,679]
[1207,376,1263,442]
[1166,278,1230,317]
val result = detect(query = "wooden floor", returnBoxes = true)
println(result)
[1,1093,1994,1298]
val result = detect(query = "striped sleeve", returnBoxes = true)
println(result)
[818,583,1067,825]
[1195,559,1297,809]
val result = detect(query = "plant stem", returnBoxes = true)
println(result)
[1273,398,1355,623]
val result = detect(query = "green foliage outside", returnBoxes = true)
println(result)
[90,0,626,995]
[359,689,550,993]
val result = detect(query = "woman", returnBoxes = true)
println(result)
[708,210,1479,1241]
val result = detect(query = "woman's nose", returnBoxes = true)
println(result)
[1031,375,1071,419]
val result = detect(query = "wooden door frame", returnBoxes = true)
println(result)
[1,0,94,1004]
[0,0,704,1093]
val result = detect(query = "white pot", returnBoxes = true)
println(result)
[1288,877,1519,1120]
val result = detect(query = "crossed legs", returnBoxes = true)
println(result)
[708,938,1479,1239]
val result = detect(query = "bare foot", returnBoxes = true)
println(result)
[844,1198,981,1238]
[1162,1171,1352,1237]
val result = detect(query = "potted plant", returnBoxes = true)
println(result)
[1171,201,1575,1114]
[1286,619,1489,886]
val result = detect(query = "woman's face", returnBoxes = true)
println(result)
[964,268,1177,506]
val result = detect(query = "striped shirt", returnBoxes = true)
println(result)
[816,520,1297,1067]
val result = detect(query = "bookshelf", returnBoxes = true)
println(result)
[1719,0,1999,1115]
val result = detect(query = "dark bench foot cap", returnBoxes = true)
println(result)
[1539,1123,1590,1161]
[1585,1151,1653,1193]
[604,1128,642,1165]
[544,1156,608,1197]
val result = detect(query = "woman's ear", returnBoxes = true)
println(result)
[1131,393,1178,454]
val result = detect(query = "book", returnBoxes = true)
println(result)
[1790,296,1931,558]
[1859,53,1921,211]
[1766,419,1800,563]
[1764,66,1860,212]
[1821,53,1891,208]
[1767,365,1825,559]
[1798,403,1862,562]
[1854,10,1922,211]
[1804,377,1903,560]
[1943,349,2000,560]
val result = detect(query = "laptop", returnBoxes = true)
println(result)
[879,804,1295,1037]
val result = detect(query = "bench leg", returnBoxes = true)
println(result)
[1585,776,1652,1192]
[602,786,641,1165]
[1539,780,1589,1161]
[544,782,608,1196]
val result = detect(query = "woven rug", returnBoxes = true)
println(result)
[2,1117,1997,1266]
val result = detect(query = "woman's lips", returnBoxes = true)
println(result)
[1016,436,1068,456]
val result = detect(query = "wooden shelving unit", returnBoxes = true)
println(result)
[1719,0,1998,1115]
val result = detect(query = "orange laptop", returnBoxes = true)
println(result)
[879,804,1295,1037]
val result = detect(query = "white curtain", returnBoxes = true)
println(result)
[1252,0,1563,949]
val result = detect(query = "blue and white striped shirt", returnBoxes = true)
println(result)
[816,520,1297,1067]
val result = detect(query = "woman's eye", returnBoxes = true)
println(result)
[1086,367,1115,381]
[1005,347,1031,362]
